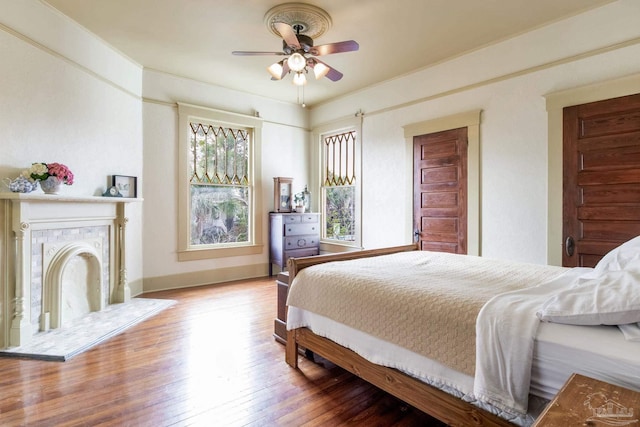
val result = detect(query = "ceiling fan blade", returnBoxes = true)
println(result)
[232,51,287,56]
[274,22,301,50]
[311,59,343,82]
[310,40,359,56]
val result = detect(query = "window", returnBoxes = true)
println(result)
[323,130,356,242]
[178,103,263,261]
[189,124,249,245]
[316,118,362,249]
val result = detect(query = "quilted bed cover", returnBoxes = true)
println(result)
[286,251,569,417]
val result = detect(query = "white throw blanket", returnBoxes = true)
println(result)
[474,267,590,415]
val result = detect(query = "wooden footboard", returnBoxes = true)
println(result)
[286,243,419,279]
[285,244,514,427]
[286,328,513,427]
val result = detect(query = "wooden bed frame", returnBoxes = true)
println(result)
[284,244,515,427]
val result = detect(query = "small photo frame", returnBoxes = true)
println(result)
[273,177,293,212]
[112,175,137,198]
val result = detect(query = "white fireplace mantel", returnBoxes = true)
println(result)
[0,193,142,348]
[0,192,144,205]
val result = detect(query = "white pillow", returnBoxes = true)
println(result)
[537,236,640,326]
[593,235,640,274]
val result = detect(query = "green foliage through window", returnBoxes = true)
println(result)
[189,122,250,246]
[325,186,355,241]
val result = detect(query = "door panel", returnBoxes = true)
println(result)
[413,127,467,254]
[563,93,640,267]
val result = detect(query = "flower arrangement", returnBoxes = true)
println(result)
[24,162,74,185]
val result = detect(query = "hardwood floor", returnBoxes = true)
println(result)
[0,277,446,427]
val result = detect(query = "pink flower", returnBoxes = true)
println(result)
[46,163,74,185]
[27,162,74,185]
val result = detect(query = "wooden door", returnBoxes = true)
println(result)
[563,93,640,267]
[413,127,467,254]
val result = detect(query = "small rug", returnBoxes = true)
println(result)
[0,298,176,361]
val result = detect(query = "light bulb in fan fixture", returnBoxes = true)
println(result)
[287,53,306,72]
[267,61,284,79]
[292,72,307,86]
[313,62,330,80]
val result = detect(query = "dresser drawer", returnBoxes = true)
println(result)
[284,248,319,263]
[283,215,301,224]
[284,235,318,249]
[285,223,318,236]
[300,214,319,223]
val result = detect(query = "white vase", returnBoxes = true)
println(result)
[40,176,62,195]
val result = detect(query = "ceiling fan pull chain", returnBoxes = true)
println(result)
[296,84,306,108]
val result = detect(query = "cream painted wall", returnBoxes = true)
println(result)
[310,0,640,265]
[0,0,144,294]
[3,0,639,297]
[142,70,311,290]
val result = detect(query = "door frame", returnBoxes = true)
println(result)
[403,109,481,256]
[545,72,640,265]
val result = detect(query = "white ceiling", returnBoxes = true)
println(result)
[43,0,613,107]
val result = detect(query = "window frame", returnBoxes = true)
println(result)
[177,103,263,261]
[313,116,363,251]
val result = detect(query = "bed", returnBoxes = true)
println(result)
[284,240,640,426]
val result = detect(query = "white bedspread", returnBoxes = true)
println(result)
[287,251,570,417]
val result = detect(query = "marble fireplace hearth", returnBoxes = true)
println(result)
[0,193,140,349]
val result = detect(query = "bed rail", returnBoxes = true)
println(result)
[286,328,513,427]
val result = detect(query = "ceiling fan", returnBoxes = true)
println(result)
[232,21,359,86]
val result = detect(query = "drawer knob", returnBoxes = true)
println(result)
[297,239,306,246]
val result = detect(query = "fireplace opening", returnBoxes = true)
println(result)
[41,239,104,332]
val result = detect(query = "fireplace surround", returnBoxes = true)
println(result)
[0,193,140,349]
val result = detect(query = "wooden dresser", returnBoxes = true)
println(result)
[533,373,640,426]
[269,212,320,276]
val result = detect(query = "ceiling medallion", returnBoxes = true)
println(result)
[264,3,332,40]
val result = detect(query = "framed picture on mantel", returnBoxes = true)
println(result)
[112,175,137,198]
[273,177,292,212]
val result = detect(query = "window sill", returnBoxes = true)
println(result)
[178,244,263,261]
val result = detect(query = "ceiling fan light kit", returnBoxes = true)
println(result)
[292,72,307,86]
[313,62,329,79]
[287,52,306,72]
[267,61,284,79]
[232,2,359,97]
